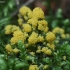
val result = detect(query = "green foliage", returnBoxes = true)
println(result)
[0,17,11,53]
[43,0,70,33]
[5,41,70,70]
[45,8,70,32]
[0,0,16,18]
[0,0,17,53]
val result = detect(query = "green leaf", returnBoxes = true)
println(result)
[51,20,58,28]
[52,67,62,70]
[17,41,25,51]
[8,0,14,9]
[0,17,11,23]
[42,57,52,64]
[57,8,62,14]
[63,19,69,26]
[14,62,29,70]
[3,7,8,16]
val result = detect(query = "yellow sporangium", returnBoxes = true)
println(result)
[45,49,52,55]
[5,25,12,34]
[5,30,12,35]
[37,46,41,50]
[19,6,32,18]
[10,37,18,45]
[5,25,20,34]
[47,43,55,50]
[63,56,66,60]
[25,43,29,47]
[18,18,23,25]
[42,47,52,55]
[66,34,70,38]
[52,27,65,34]
[29,65,39,70]
[38,35,44,42]
[23,32,28,40]
[11,25,20,33]
[13,48,20,54]
[27,11,33,18]
[29,52,35,56]
[38,20,48,31]
[27,18,38,28]
[61,34,66,39]
[36,50,41,53]
[5,44,13,54]
[22,24,32,32]
[32,7,45,19]
[41,47,48,52]
[43,65,49,70]
[13,30,23,37]
[38,20,48,27]
[28,32,38,44]
[46,32,56,42]
[38,23,44,31]
[10,30,24,45]
[43,27,49,33]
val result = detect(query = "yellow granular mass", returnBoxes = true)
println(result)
[60,28,65,34]
[25,43,29,47]
[46,32,56,42]
[13,48,20,54]
[43,42,46,45]
[37,46,41,50]
[22,24,31,32]
[52,27,65,34]
[19,6,32,18]
[42,47,52,55]
[43,65,49,70]
[41,47,48,52]
[18,18,23,25]
[63,56,66,60]
[29,65,39,70]
[32,7,44,19]
[38,23,44,31]
[5,44,13,53]
[27,18,38,28]
[24,16,29,20]
[5,30,12,34]
[23,32,28,40]
[38,35,44,42]
[38,20,48,31]
[47,43,55,50]
[28,32,38,44]
[66,34,70,38]
[43,27,49,33]
[5,25,12,30]
[27,11,33,18]
[38,20,48,27]
[11,25,20,33]
[10,37,19,45]
[61,34,66,39]
[36,50,41,53]
[29,52,35,56]
[13,30,23,37]
[5,25,12,34]
[26,56,30,59]
[45,49,52,55]
[10,30,24,45]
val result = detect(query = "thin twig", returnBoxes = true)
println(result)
[10,0,35,17]
[22,0,35,6]
[15,0,20,9]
